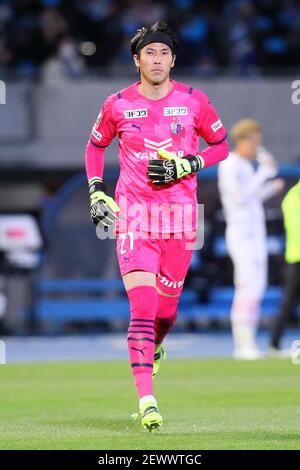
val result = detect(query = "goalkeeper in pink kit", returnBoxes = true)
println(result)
[85,22,229,431]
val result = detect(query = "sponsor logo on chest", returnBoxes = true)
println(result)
[132,133,188,159]
[134,149,185,160]
[163,106,188,116]
[124,108,148,119]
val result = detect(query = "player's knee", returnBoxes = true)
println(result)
[235,280,266,301]
[156,287,180,297]
[127,285,157,320]
[156,289,180,321]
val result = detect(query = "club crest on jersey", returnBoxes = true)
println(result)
[124,109,148,119]
[170,120,184,135]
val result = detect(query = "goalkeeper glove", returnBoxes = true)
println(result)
[88,177,120,230]
[147,149,203,185]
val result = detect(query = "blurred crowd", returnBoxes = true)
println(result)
[1,0,300,79]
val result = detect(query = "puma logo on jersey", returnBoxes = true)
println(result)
[164,106,188,116]
[132,123,142,131]
[124,109,148,119]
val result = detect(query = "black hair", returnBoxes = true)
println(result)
[130,21,179,57]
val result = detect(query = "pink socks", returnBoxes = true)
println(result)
[154,291,180,345]
[127,285,157,399]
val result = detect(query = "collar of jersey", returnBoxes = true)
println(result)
[135,79,175,102]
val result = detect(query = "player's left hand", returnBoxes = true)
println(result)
[147,149,202,185]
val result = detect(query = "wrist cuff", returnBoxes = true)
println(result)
[195,155,204,170]
[184,154,204,172]
[88,177,107,195]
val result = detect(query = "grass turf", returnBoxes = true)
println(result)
[0,358,300,450]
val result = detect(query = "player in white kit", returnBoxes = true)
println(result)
[218,119,284,359]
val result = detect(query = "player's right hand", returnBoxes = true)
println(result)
[256,146,278,179]
[88,177,120,229]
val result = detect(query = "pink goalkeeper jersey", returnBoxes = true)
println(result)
[86,80,228,233]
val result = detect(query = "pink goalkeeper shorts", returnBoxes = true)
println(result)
[116,231,197,295]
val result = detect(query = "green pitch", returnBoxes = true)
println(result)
[1,358,300,450]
